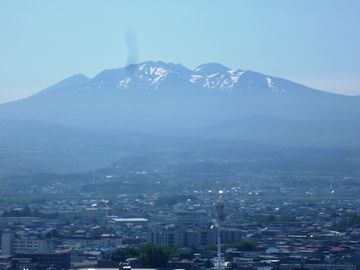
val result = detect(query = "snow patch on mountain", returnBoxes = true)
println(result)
[118,78,131,88]
[266,77,287,94]
[188,69,245,91]
[266,77,274,88]
[190,75,203,83]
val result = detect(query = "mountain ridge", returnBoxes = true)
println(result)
[20,61,347,100]
[0,61,359,130]
[1,61,354,110]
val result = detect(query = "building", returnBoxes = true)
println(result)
[1,232,56,255]
[62,233,122,249]
[13,251,71,270]
[148,224,183,248]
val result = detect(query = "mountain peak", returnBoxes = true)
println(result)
[194,63,230,76]
[34,73,90,97]
[54,74,90,89]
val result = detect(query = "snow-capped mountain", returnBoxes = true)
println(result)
[1,61,359,136]
[33,61,329,99]
[0,61,359,176]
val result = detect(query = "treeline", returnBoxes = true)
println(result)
[348,213,360,226]
[2,206,58,219]
[156,195,198,206]
[241,214,296,224]
[330,212,360,232]
[111,244,176,268]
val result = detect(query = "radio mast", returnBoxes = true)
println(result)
[214,190,225,270]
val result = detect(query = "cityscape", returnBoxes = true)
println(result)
[1,152,360,269]
[1,1,360,270]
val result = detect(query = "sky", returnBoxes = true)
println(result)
[0,0,359,103]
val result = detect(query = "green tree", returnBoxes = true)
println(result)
[232,240,256,251]
[45,229,61,239]
[139,244,176,268]
[348,213,360,226]
[207,244,217,251]
[111,247,140,262]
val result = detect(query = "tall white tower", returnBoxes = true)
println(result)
[214,190,225,270]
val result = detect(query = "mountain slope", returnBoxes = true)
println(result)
[0,61,359,141]
[0,61,360,175]
[1,61,359,129]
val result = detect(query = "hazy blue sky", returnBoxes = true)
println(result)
[0,0,359,103]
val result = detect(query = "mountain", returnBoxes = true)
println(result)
[1,61,359,129]
[18,61,342,97]
[0,61,359,174]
